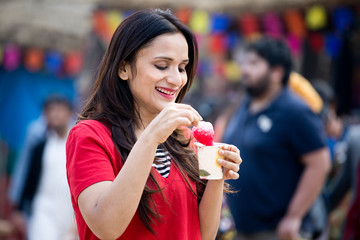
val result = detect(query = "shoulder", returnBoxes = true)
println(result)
[69,120,110,137]
[67,119,113,148]
[278,88,314,117]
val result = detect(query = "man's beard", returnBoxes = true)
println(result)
[244,71,271,98]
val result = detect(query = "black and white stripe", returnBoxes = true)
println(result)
[152,147,171,178]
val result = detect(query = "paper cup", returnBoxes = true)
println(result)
[197,144,224,180]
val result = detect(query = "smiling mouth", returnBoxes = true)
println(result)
[155,87,176,96]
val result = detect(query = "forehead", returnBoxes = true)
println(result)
[242,50,269,66]
[137,33,189,60]
[245,51,262,61]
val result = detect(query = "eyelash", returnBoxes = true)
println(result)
[155,65,186,73]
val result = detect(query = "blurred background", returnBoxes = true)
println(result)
[0,0,359,239]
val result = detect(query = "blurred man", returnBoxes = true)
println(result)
[223,37,330,240]
[10,95,76,240]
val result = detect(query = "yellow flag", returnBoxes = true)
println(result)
[189,10,210,35]
[106,11,123,34]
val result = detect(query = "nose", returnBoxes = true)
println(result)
[167,67,184,87]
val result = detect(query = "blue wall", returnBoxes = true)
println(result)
[0,67,76,154]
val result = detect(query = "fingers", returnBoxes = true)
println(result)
[218,146,242,165]
[173,103,203,122]
[216,144,242,180]
[217,158,240,173]
[220,144,240,155]
[163,103,202,126]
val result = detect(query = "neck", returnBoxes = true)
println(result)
[54,127,68,138]
[249,84,283,114]
[134,111,157,139]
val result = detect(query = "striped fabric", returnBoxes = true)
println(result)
[152,146,171,178]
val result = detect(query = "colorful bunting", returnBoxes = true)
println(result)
[262,12,283,38]
[286,34,303,58]
[333,7,353,33]
[24,48,44,73]
[305,5,327,31]
[64,52,83,76]
[93,10,112,42]
[309,32,325,53]
[189,10,210,35]
[238,13,260,37]
[3,44,21,72]
[106,10,123,35]
[45,51,63,74]
[1,5,358,79]
[325,33,341,59]
[0,44,2,65]
[284,9,307,38]
[176,7,192,24]
[209,34,227,54]
[224,61,241,82]
[211,13,231,34]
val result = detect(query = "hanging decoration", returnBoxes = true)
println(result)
[286,34,303,58]
[106,10,123,35]
[227,32,241,50]
[24,48,44,73]
[305,4,327,31]
[238,13,260,37]
[325,33,341,59]
[309,32,325,53]
[211,13,231,34]
[0,44,2,65]
[262,12,283,38]
[93,10,112,42]
[45,51,63,74]
[224,60,241,82]
[189,10,210,35]
[3,44,21,72]
[283,9,307,38]
[333,7,353,33]
[209,34,227,54]
[176,7,192,24]
[64,51,83,76]
[1,4,358,80]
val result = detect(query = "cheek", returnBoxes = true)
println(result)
[181,75,188,88]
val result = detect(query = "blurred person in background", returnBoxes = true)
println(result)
[215,72,328,240]
[9,95,77,240]
[66,9,241,240]
[342,162,360,240]
[323,108,360,239]
[222,37,330,240]
[311,78,360,239]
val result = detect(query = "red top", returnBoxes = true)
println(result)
[66,120,201,240]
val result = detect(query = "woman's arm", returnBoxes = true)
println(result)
[77,130,158,239]
[76,103,201,239]
[199,145,241,240]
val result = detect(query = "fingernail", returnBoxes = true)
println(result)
[219,150,224,155]
[217,159,223,164]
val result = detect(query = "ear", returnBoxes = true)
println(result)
[271,66,284,84]
[118,62,130,80]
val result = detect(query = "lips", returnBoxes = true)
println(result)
[155,87,176,96]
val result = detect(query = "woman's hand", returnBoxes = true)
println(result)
[145,103,202,144]
[217,144,242,180]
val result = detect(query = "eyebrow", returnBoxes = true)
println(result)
[154,56,189,63]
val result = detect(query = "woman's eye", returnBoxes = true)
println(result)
[155,65,167,70]
[179,68,186,73]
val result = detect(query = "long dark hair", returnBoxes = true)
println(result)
[78,9,205,232]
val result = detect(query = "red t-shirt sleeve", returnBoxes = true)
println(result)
[66,120,119,204]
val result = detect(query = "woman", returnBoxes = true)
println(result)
[66,9,241,239]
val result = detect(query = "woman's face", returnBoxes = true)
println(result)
[123,32,189,121]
